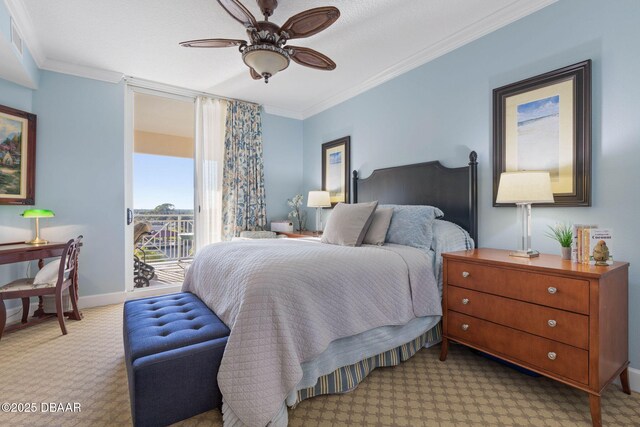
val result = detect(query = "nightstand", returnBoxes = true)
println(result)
[439,248,630,427]
[276,231,322,238]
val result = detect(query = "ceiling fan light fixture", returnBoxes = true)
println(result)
[242,44,290,82]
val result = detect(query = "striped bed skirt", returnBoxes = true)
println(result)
[295,321,442,403]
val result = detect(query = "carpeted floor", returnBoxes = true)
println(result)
[1,304,638,427]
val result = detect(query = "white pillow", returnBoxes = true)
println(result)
[363,207,393,245]
[33,259,62,285]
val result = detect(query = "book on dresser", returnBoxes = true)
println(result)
[439,248,630,427]
[572,224,598,263]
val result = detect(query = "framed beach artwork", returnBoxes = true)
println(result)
[322,136,350,206]
[493,60,591,207]
[0,104,37,205]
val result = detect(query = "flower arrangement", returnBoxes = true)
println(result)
[287,194,306,232]
[545,223,573,248]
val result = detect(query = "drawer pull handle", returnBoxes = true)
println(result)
[548,352,557,360]
[461,324,469,331]
[462,271,470,278]
[462,298,470,305]
[547,286,557,295]
[548,319,557,328]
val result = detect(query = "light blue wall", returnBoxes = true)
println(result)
[302,0,640,368]
[0,71,125,301]
[0,78,34,288]
[262,112,303,222]
[30,71,126,296]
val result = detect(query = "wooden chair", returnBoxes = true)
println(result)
[0,236,83,340]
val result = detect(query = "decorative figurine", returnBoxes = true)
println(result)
[592,240,610,266]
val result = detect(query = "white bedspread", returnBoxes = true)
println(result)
[182,239,441,426]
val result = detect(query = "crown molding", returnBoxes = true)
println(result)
[3,0,45,67]
[301,0,557,119]
[262,104,303,120]
[42,59,124,84]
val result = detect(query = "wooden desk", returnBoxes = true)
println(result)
[0,241,82,323]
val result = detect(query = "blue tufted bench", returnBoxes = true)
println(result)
[123,292,229,427]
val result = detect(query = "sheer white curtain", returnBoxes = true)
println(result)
[194,96,227,252]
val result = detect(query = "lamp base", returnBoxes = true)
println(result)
[509,249,540,258]
[25,237,49,245]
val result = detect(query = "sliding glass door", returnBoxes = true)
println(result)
[126,89,195,290]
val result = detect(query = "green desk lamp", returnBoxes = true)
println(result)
[21,209,55,245]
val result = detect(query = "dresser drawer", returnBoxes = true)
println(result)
[447,261,589,314]
[447,286,589,349]
[448,311,589,384]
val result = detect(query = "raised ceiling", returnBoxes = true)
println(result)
[10,0,555,118]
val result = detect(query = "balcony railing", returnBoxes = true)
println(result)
[135,213,194,264]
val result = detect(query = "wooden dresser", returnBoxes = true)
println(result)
[440,248,630,427]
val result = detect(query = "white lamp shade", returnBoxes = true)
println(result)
[307,191,331,208]
[496,171,554,204]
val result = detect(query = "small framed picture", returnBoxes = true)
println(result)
[322,136,350,206]
[493,60,591,207]
[0,104,37,205]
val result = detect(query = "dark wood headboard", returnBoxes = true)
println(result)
[352,151,478,244]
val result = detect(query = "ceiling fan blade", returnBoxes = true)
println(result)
[217,0,258,28]
[280,7,340,40]
[250,68,262,80]
[180,38,246,48]
[288,46,336,70]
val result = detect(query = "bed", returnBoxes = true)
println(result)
[182,152,478,426]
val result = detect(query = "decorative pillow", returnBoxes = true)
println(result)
[382,204,444,249]
[363,207,394,245]
[33,259,62,285]
[321,201,378,247]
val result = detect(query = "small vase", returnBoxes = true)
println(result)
[561,246,571,260]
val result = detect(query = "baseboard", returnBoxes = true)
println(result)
[78,291,126,309]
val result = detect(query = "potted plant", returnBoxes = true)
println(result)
[545,223,573,260]
[287,194,307,232]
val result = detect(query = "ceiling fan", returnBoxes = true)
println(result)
[180,0,340,83]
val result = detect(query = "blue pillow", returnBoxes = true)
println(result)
[382,205,444,248]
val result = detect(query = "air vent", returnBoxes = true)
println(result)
[11,18,23,57]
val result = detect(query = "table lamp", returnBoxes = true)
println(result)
[496,171,553,257]
[307,191,331,233]
[21,209,55,245]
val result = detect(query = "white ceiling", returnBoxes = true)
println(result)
[9,0,555,119]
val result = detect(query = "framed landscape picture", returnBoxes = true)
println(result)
[322,136,350,206]
[493,60,591,207]
[0,104,37,205]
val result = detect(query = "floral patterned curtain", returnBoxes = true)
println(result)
[222,101,267,240]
